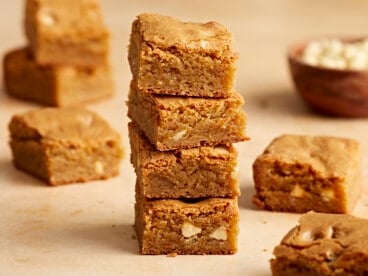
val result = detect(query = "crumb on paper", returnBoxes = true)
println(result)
[167,252,177,258]
[131,234,137,240]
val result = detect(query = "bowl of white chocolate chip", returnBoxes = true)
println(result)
[288,38,368,117]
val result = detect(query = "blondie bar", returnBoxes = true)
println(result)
[128,13,238,97]
[3,48,113,106]
[253,135,361,213]
[127,83,247,151]
[9,107,123,185]
[129,121,239,198]
[25,0,109,66]
[271,212,368,275]
[135,187,239,255]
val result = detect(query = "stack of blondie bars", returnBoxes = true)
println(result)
[127,13,248,255]
[3,0,113,106]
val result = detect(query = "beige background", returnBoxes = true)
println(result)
[1,1,368,275]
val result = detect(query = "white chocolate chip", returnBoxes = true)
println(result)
[302,38,368,70]
[172,129,187,141]
[290,184,305,198]
[38,8,57,26]
[300,230,314,243]
[200,40,210,49]
[181,222,201,238]
[231,165,239,179]
[209,226,228,240]
[321,189,335,201]
[325,249,337,261]
[213,146,229,154]
[77,114,93,126]
[94,161,104,174]
[325,226,333,239]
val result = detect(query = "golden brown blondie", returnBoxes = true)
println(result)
[253,135,361,214]
[127,83,248,151]
[129,121,239,199]
[9,107,123,185]
[25,0,109,66]
[271,212,368,275]
[3,48,113,106]
[135,187,239,255]
[128,13,238,97]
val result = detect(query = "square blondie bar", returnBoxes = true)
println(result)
[135,187,239,255]
[253,135,361,213]
[128,13,238,97]
[129,121,239,198]
[271,212,368,275]
[3,48,113,106]
[9,107,123,185]
[25,0,109,66]
[127,83,247,151]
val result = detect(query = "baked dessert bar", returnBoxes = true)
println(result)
[9,107,123,185]
[25,0,109,66]
[127,83,248,151]
[3,48,113,106]
[135,186,239,255]
[129,121,239,198]
[128,13,238,97]
[253,135,361,213]
[271,212,368,275]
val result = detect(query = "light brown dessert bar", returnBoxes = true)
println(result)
[129,121,239,198]
[25,0,109,66]
[271,212,368,275]
[128,13,238,97]
[9,107,123,185]
[127,84,248,151]
[135,187,239,255]
[3,48,113,106]
[253,135,361,214]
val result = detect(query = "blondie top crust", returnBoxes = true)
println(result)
[9,107,123,185]
[271,212,368,275]
[3,48,113,106]
[127,84,248,151]
[25,0,109,66]
[128,13,238,97]
[253,135,361,214]
[135,192,239,255]
[129,121,239,199]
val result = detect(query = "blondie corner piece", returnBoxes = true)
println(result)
[271,212,368,275]
[25,0,109,66]
[3,48,113,106]
[253,135,361,214]
[129,121,240,198]
[9,108,123,185]
[128,83,248,151]
[135,189,239,255]
[128,13,238,97]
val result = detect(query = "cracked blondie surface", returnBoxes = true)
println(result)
[9,107,123,185]
[271,212,368,275]
[25,0,109,66]
[128,13,238,97]
[253,135,361,213]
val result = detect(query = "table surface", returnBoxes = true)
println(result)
[1,1,368,275]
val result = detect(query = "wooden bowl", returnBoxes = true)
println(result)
[288,39,368,117]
